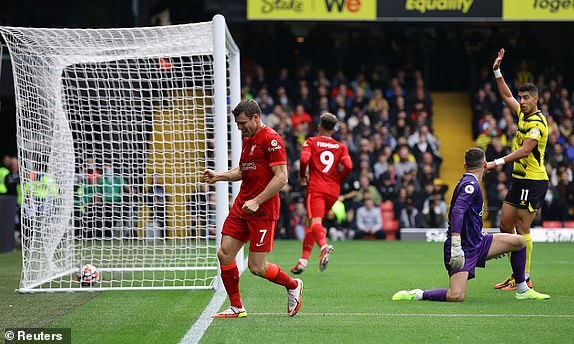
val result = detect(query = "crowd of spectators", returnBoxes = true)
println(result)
[239,63,446,240]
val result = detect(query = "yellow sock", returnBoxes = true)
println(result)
[523,233,532,276]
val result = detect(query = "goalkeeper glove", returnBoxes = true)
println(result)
[449,236,465,269]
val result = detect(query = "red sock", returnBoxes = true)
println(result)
[301,229,314,260]
[265,263,298,290]
[311,222,327,249]
[221,262,242,308]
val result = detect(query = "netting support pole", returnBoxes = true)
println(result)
[213,14,230,291]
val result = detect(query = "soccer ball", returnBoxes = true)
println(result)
[77,263,100,286]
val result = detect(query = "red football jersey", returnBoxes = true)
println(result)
[232,126,287,220]
[301,136,352,196]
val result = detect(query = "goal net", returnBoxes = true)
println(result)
[0,15,241,292]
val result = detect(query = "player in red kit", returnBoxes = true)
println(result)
[291,112,353,274]
[204,99,303,318]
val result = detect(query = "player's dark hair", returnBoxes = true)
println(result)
[320,112,338,131]
[518,83,538,96]
[232,99,261,119]
[465,147,485,170]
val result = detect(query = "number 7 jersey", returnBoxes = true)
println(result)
[300,136,353,197]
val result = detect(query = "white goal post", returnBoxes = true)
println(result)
[0,15,241,292]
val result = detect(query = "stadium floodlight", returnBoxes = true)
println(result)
[0,14,241,292]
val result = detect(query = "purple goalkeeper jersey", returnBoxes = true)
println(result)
[447,173,484,250]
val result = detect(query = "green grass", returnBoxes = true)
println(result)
[1,241,573,343]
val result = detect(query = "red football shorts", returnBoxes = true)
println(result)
[306,192,338,219]
[222,212,277,252]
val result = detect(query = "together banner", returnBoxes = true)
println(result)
[503,0,574,20]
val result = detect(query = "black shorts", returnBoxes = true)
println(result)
[504,178,548,211]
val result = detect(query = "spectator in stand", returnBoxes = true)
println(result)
[564,134,574,164]
[272,67,294,99]
[378,124,397,151]
[373,149,390,182]
[266,104,286,130]
[378,165,398,202]
[486,136,510,164]
[351,87,369,113]
[546,143,568,169]
[400,198,421,229]
[420,151,440,177]
[330,83,353,110]
[251,65,268,95]
[418,163,437,188]
[421,191,447,228]
[390,96,408,122]
[411,129,442,166]
[351,175,382,208]
[385,77,405,101]
[391,113,411,139]
[316,96,330,118]
[337,122,358,157]
[541,186,564,222]
[556,169,574,220]
[354,194,385,240]
[408,125,440,151]
[255,87,274,115]
[276,86,292,113]
[324,208,346,241]
[289,198,307,241]
[497,106,516,138]
[367,88,390,119]
[558,115,572,139]
[476,112,507,150]
[291,104,312,134]
[393,144,418,179]
[350,72,373,100]
[489,182,509,227]
[295,83,314,116]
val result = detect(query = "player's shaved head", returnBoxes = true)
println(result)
[319,112,338,131]
[465,147,485,170]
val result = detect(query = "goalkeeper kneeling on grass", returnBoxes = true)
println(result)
[392,147,550,302]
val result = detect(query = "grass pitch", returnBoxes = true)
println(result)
[1,240,573,343]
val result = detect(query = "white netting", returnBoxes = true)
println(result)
[0,18,239,291]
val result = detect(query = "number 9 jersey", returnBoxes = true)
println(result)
[300,136,352,197]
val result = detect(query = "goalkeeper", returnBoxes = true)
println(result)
[392,148,549,302]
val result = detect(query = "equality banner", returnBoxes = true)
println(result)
[378,0,502,20]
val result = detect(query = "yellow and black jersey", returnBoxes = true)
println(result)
[511,106,549,181]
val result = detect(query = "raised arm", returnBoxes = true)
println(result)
[493,48,520,112]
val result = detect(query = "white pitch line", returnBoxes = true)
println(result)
[179,289,227,344]
[252,312,574,318]
[180,257,248,344]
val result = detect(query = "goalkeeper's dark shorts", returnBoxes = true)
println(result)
[443,234,493,280]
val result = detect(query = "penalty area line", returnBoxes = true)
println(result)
[251,312,574,318]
